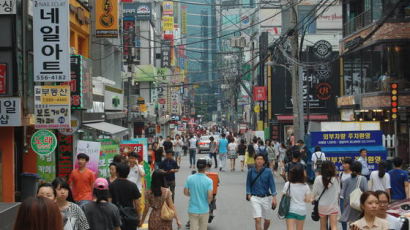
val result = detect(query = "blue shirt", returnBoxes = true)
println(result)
[246,167,277,196]
[358,157,370,176]
[184,173,213,214]
[389,169,409,200]
[218,138,228,154]
[159,158,179,182]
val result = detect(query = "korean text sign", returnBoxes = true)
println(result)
[253,86,267,101]
[33,0,70,82]
[65,55,93,110]
[95,0,118,38]
[76,140,101,174]
[310,131,383,146]
[98,139,119,178]
[0,97,21,126]
[0,0,16,14]
[0,64,7,94]
[35,85,71,129]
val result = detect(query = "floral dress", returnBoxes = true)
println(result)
[147,189,173,230]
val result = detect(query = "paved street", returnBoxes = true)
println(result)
[166,154,321,230]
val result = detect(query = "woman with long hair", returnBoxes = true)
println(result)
[227,137,238,171]
[350,191,388,230]
[340,161,368,224]
[312,161,340,230]
[339,158,353,230]
[14,196,63,230]
[52,177,89,230]
[283,165,312,230]
[369,161,391,195]
[265,140,276,172]
[140,170,182,229]
[245,142,256,169]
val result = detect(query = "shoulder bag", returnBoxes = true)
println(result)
[161,189,175,221]
[246,168,265,201]
[118,205,139,227]
[311,185,327,221]
[350,176,363,211]
[278,183,291,219]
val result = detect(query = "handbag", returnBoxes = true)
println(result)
[350,176,363,211]
[160,190,175,221]
[311,186,327,221]
[118,206,139,226]
[278,183,291,219]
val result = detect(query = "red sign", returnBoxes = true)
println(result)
[159,98,166,104]
[57,134,73,179]
[253,86,267,101]
[316,82,332,100]
[0,64,7,94]
[120,143,143,159]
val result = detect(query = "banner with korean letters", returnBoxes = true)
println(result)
[33,0,70,82]
[0,97,21,126]
[0,0,16,14]
[35,85,71,129]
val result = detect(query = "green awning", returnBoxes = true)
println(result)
[157,67,172,83]
[132,65,157,82]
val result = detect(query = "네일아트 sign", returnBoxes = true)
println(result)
[33,0,70,82]
[0,97,21,126]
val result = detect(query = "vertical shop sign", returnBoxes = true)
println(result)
[123,20,135,58]
[37,152,56,182]
[98,139,119,178]
[162,1,173,15]
[34,85,71,129]
[181,7,187,34]
[66,55,92,110]
[95,0,118,38]
[57,133,73,178]
[0,0,16,14]
[253,86,267,101]
[33,0,70,82]
[76,140,101,174]
[0,64,7,94]
[0,97,21,126]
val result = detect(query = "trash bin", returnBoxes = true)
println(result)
[20,173,39,201]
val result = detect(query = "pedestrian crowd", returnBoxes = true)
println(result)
[12,130,410,230]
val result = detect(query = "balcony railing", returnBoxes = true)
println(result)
[343,10,373,36]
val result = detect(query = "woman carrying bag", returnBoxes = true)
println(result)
[312,161,340,230]
[140,170,182,229]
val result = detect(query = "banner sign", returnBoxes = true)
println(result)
[181,7,187,34]
[0,97,21,126]
[310,131,383,147]
[123,2,137,20]
[57,133,73,178]
[253,86,267,101]
[0,64,7,94]
[65,55,93,110]
[136,3,151,21]
[76,140,101,174]
[0,0,16,14]
[35,85,71,129]
[121,138,148,162]
[37,152,56,182]
[95,0,118,38]
[162,16,174,31]
[98,139,119,178]
[162,1,173,15]
[325,151,386,171]
[33,0,70,82]
[31,129,57,155]
[123,20,135,58]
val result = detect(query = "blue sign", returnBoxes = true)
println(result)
[311,131,383,147]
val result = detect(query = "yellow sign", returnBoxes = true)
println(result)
[257,121,264,131]
[95,0,118,38]
[254,105,260,113]
[139,104,147,112]
[162,16,174,31]
[36,85,71,105]
[162,1,174,15]
[181,8,187,34]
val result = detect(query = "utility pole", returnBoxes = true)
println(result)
[289,0,305,141]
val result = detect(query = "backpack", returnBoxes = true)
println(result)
[314,152,324,170]
[258,146,267,155]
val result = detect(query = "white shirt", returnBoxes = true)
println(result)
[386,214,403,230]
[228,142,237,152]
[340,172,351,198]
[311,151,326,170]
[312,176,340,215]
[369,170,391,192]
[173,139,184,152]
[127,164,145,190]
[189,138,197,149]
[282,182,311,216]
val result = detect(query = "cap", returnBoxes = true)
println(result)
[94,178,109,190]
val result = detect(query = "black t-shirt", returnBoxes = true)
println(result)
[285,161,306,173]
[155,149,163,163]
[159,158,180,182]
[82,201,122,230]
[163,141,173,152]
[109,179,141,207]
[237,144,247,155]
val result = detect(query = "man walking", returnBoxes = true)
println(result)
[209,136,218,169]
[110,163,141,230]
[218,133,228,172]
[188,135,198,169]
[246,154,277,230]
[159,150,180,201]
[69,153,96,205]
[163,136,173,153]
[388,157,409,202]
[357,148,370,179]
[173,134,184,166]
[184,159,213,230]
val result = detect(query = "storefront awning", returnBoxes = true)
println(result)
[276,114,328,121]
[132,65,157,82]
[84,122,128,135]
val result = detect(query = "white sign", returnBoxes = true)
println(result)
[0,97,21,126]
[75,140,101,174]
[316,5,343,29]
[104,86,124,111]
[0,0,16,14]
[33,0,70,82]
[58,115,80,135]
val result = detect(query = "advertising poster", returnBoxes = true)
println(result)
[37,152,56,183]
[33,0,70,82]
[76,140,101,174]
[120,138,148,162]
[95,0,118,38]
[98,139,119,178]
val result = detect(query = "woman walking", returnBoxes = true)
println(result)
[227,137,238,171]
[265,140,276,172]
[237,139,247,171]
[52,177,90,230]
[350,191,388,230]
[106,162,118,185]
[245,143,256,169]
[369,160,391,195]
[312,161,340,230]
[209,136,218,169]
[340,161,368,225]
[339,158,353,230]
[140,170,182,229]
[283,165,312,230]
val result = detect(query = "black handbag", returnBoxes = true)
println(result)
[311,187,327,221]
[118,205,139,226]
[278,183,291,219]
